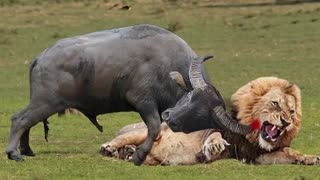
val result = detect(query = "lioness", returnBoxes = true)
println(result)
[100,77,320,165]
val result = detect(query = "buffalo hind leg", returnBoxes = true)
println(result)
[131,109,161,166]
[6,103,59,162]
[19,119,49,156]
[19,128,35,156]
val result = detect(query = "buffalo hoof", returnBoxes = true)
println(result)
[6,150,24,162]
[131,148,147,166]
[20,148,35,157]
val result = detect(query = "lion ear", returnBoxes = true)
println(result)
[286,82,294,89]
[285,82,295,93]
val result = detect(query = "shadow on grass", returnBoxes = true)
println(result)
[204,0,320,9]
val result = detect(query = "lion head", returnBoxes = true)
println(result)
[230,77,301,151]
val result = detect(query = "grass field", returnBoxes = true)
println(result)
[0,0,320,179]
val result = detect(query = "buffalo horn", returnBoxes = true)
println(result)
[189,55,213,89]
[213,106,252,135]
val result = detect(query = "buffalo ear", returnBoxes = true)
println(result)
[169,71,187,90]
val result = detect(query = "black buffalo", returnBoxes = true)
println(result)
[6,24,252,165]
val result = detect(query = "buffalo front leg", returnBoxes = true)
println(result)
[131,109,161,166]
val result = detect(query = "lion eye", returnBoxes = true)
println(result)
[271,101,280,108]
[290,110,295,114]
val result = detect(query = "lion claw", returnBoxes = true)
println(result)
[100,143,118,157]
[202,134,229,160]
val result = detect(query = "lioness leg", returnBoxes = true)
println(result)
[100,127,148,158]
[201,132,230,161]
[256,147,320,165]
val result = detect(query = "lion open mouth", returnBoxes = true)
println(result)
[261,122,285,142]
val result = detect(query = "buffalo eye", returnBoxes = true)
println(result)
[187,91,193,98]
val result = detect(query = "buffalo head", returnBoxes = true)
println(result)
[162,55,253,135]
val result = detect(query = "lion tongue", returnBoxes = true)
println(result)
[265,125,278,138]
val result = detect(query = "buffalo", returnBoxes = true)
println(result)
[6,24,252,165]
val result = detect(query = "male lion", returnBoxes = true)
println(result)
[100,77,320,165]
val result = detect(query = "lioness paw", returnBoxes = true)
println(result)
[100,143,119,157]
[119,145,136,161]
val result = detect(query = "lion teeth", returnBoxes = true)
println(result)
[280,131,285,136]
[271,138,276,142]
[271,125,277,131]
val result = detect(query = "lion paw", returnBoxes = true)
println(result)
[100,143,137,161]
[118,145,136,161]
[297,155,320,165]
[202,134,230,159]
[100,143,119,157]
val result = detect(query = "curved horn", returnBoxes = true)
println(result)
[189,55,213,89]
[213,106,252,135]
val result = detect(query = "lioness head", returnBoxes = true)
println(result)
[230,77,301,151]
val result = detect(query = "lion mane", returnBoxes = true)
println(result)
[230,77,301,150]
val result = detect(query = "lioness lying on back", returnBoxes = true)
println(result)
[100,77,320,165]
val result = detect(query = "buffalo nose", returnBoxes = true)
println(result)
[162,110,171,121]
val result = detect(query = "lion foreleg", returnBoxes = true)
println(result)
[100,127,148,159]
[201,132,230,161]
[256,147,320,165]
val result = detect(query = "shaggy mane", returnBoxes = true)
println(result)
[230,77,301,147]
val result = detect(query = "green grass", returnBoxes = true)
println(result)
[1,0,320,179]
